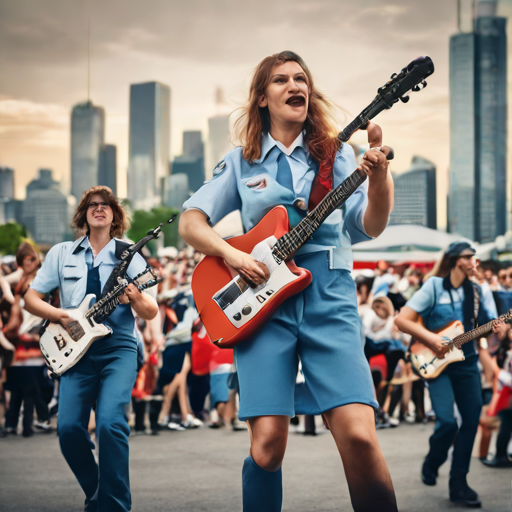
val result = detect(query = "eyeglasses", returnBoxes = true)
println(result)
[88,202,110,211]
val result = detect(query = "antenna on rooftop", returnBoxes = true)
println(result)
[87,18,90,103]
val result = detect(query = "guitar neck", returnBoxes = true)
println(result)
[452,310,512,349]
[272,169,367,262]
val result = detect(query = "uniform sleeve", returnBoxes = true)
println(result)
[183,150,242,226]
[336,144,372,245]
[127,252,149,280]
[406,278,436,317]
[478,283,498,324]
[31,244,61,294]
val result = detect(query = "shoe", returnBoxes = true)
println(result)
[449,481,481,508]
[167,421,185,431]
[208,421,224,429]
[231,418,247,431]
[150,429,159,436]
[421,460,437,486]
[34,420,55,433]
[22,429,34,438]
[1,427,16,437]
[481,456,512,468]
[303,430,317,436]
[388,416,399,427]
[181,414,201,429]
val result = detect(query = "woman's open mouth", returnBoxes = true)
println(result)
[286,95,306,108]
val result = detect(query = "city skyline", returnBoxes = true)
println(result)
[2,0,512,232]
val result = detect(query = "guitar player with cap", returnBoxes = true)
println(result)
[179,51,397,512]
[395,241,508,508]
[23,186,158,512]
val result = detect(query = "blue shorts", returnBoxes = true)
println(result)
[235,251,378,421]
[210,372,230,407]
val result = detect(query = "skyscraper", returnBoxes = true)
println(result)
[183,130,204,160]
[0,167,14,200]
[71,101,105,201]
[22,169,68,245]
[164,173,190,210]
[207,114,233,179]
[172,130,205,193]
[389,157,437,229]
[99,144,117,196]
[448,0,507,242]
[128,82,171,210]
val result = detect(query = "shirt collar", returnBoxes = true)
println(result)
[255,131,307,163]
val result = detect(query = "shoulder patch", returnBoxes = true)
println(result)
[212,160,226,177]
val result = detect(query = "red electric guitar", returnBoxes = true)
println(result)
[192,57,435,348]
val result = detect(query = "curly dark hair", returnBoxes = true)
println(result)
[71,186,129,239]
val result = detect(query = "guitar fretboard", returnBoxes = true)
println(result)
[272,169,367,262]
[451,309,512,349]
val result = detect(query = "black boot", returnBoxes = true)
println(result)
[421,459,438,486]
[449,478,481,508]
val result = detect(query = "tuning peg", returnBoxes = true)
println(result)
[390,73,397,80]
[421,80,427,88]
[412,84,421,92]
[400,95,410,103]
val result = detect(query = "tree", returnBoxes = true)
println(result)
[0,222,27,256]
[127,206,180,255]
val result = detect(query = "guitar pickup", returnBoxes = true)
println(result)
[54,335,67,351]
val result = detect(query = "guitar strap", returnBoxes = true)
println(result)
[472,282,480,328]
[308,155,335,211]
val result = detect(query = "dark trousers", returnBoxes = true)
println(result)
[58,345,137,512]
[5,366,50,432]
[425,359,482,480]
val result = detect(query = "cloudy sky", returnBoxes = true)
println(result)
[0,0,507,227]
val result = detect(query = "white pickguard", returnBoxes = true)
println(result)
[409,321,466,379]
[39,294,112,376]
[214,237,300,328]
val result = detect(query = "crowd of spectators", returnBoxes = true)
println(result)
[0,242,511,468]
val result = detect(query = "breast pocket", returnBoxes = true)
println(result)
[60,266,85,308]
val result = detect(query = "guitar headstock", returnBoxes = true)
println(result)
[339,56,435,142]
[369,56,435,116]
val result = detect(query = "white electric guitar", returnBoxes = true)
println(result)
[39,269,160,376]
[409,309,512,379]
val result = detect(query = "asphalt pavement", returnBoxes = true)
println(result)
[0,420,510,512]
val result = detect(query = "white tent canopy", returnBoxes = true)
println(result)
[353,224,495,264]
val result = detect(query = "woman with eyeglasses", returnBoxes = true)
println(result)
[395,241,508,508]
[24,186,159,512]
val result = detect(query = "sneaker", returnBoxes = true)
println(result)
[1,427,17,437]
[167,421,185,431]
[481,456,512,468]
[34,420,55,433]
[232,418,247,431]
[181,414,201,429]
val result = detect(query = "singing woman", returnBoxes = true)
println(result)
[24,186,158,512]
[180,51,397,512]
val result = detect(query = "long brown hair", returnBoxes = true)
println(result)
[72,186,129,239]
[233,51,341,163]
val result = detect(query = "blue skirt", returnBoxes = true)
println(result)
[235,251,378,420]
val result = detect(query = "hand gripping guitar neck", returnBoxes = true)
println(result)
[100,215,177,299]
[39,216,175,376]
[192,57,435,349]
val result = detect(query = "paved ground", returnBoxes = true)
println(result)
[0,421,510,512]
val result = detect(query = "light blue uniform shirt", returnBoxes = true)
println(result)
[406,277,497,358]
[183,133,372,270]
[31,236,148,310]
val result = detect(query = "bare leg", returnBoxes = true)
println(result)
[325,404,398,512]
[247,415,289,471]
[243,416,289,512]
